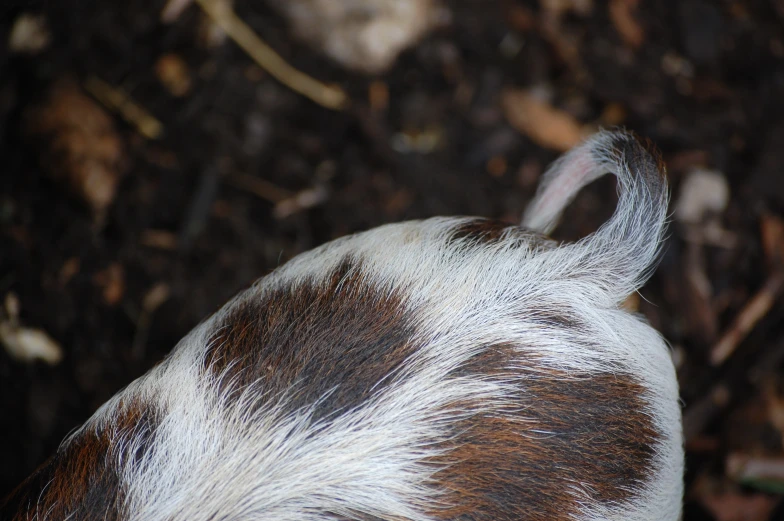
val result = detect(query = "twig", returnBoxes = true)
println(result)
[682,384,731,443]
[179,162,222,251]
[140,230,179,250]
[195,0,348,110]
[161,0,193,22]
[131,283,171,362]
[83,76,163,140]
[685,241,719,343]
[683,340,784,442]
[710,270,784,366]
[273,185,329,219]
[226,172,293,203]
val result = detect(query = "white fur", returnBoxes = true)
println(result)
[55,131,681,521]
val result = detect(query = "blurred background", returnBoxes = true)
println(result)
[1,1,784,519]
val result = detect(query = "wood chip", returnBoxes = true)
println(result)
[273,185,329,219]
[486,156,508,177]
[699,487,780,521]
[155,53,193,97]
[142,283,171,312]
[761,213,784,266]
[505,4,536,32]
[599,102,627,126]
[0,323,63,365]
[0,293,62,365]
[390,127,445,154]
[501,88,586,152]
[8,13,50,54]
[58,257,81,287]
[93,263,126,306]
[369,81,389,113]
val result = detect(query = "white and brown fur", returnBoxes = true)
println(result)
[2,130,683,521]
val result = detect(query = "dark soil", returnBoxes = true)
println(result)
[2,1,784,519]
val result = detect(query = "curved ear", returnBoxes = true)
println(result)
[523,130,669,298]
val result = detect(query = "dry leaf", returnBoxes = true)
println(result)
[58,257,81,287]
[700,489,780,521]
[25,78,124,220]
[501,88,585,152]
[155,53,192,97]
[609,0,645,49]
[763,382,784,447]
[539,0,593,18]
[600,102,627,126]
[93,263,126,306]
[368,81,389,112]
[506,5,536,32]
[761,213,784,266]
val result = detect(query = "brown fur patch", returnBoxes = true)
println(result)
[634,134,668,178]
[448,218,553,249]
[449,219,511,244]
[431,353,659,521]
[608,131,668,184]
[1,398,158,521]
[203,258,419,420]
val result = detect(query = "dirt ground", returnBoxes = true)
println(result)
[2,1,784,519]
